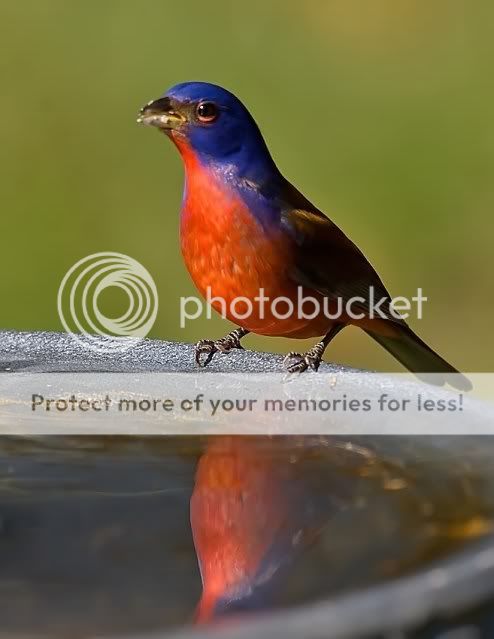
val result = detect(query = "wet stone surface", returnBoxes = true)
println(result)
[0,435,491,636]
[0,332,493,639]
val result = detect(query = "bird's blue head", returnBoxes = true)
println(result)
[138,81,279,183]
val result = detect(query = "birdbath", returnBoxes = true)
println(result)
[0,330,494,639]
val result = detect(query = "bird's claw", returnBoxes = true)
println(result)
[195,331,245,368]
[283,350,322,374]
[195,340,218,367]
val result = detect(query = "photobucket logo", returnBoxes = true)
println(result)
[180,286,428,327]
[57,252,158,353]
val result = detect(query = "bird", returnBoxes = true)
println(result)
[138,81,470,390]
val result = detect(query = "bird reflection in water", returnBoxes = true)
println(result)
[190,436,336,623]
[189,435,494,625]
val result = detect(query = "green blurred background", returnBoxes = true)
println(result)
[1,0,492,371]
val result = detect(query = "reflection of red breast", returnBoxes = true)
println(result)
[190,437,291,623]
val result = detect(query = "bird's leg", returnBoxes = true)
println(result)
[195,328,250,368]
[283,325,344,373]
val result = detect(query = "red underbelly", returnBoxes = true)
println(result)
[180,199,333,338]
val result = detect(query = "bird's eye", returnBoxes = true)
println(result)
[196,101,219,123]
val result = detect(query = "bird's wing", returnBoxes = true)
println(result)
[281,206,404,324]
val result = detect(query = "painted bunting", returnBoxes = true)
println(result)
[138,82,470,390]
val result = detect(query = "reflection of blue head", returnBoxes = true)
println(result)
[208,527,317,620]
[210,555,287,619]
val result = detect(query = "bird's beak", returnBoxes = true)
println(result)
[137,96,185,131]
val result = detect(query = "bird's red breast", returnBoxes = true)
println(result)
[175,137,333,338]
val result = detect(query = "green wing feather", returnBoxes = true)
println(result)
[281,205,403,324]
[280,194,470,389]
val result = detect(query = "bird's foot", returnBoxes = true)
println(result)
[283,341,326,374]
[195,328,249,368]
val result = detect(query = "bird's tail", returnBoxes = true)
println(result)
[364,322,472,391]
